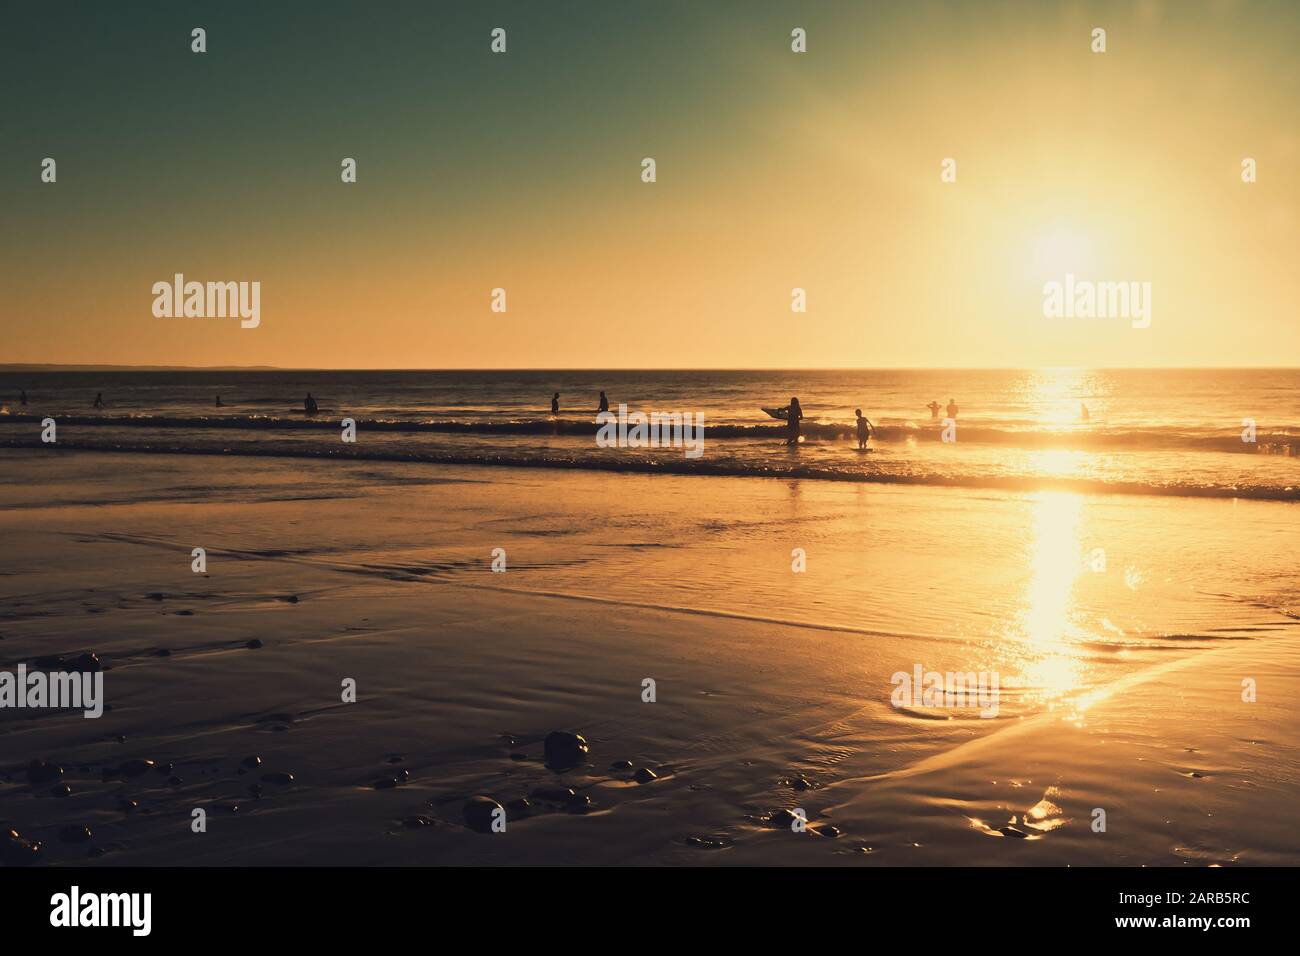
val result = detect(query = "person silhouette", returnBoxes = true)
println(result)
[19,389,27,406]
[216,395,224,408]
[785,397,803,445]
[927,400,940,419]
[304,392,318,414]
[855,408,874,449]
[945,398,958,419]
[551,392,560,415]
[598,390,609,413]
[93,392,104,409]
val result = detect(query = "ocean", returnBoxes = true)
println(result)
[1,367,1297,500]
[3,369,1299,867]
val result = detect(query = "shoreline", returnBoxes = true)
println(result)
[1,450,1296,866]
[3,443,1296,503]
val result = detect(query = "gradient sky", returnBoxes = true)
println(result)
[2,0,1297,368]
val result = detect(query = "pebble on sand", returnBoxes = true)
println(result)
[261,772,295,786]
[529,786,576,803]
[2,829,42,865]
[245,639,264,649]
[118,759,156,778]
[525,785,592,812]
[543,731,589,770]
[241,755,263,769]
[685,835,734,850]
[999,825,1029,839]
[565,793,594,812]
[766,809,799,829]
[58,825,93,844]
[67,652,101,672]
[609,760,634,771]
[633,768,658,784]
[26,760,63,785]
[463,796,503,833]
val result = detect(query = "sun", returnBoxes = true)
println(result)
[1031,226,1098,282]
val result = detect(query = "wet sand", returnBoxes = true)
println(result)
[1,449,1297,865]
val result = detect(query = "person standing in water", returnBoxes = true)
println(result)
[927,400,940,419]
[551,392,560,415]
[855,408,874,449]
[19,389,27,406]
[304,392,318,414]
[785,397,803,445]
[598,390,609,413]
[93,392,104,409]
[215,395,224,408]
[1080,403,1090,421]
[945,398,958,419]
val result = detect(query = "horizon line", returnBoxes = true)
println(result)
[3,363,1299,374]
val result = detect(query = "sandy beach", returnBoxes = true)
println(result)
[3,448,1296,866]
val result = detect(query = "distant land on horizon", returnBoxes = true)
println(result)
[0,364,284,372]
[2,364,1298,374]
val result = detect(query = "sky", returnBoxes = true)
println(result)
[1,0,1297,369]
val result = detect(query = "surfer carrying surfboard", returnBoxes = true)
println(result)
[785,397,803,445]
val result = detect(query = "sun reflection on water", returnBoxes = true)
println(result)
[1006,491,1092,710]
[1014,367,1108,428]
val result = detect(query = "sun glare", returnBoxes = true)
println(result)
[1007,491,1090,706]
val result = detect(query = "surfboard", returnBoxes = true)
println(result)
[762,406,790,420]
